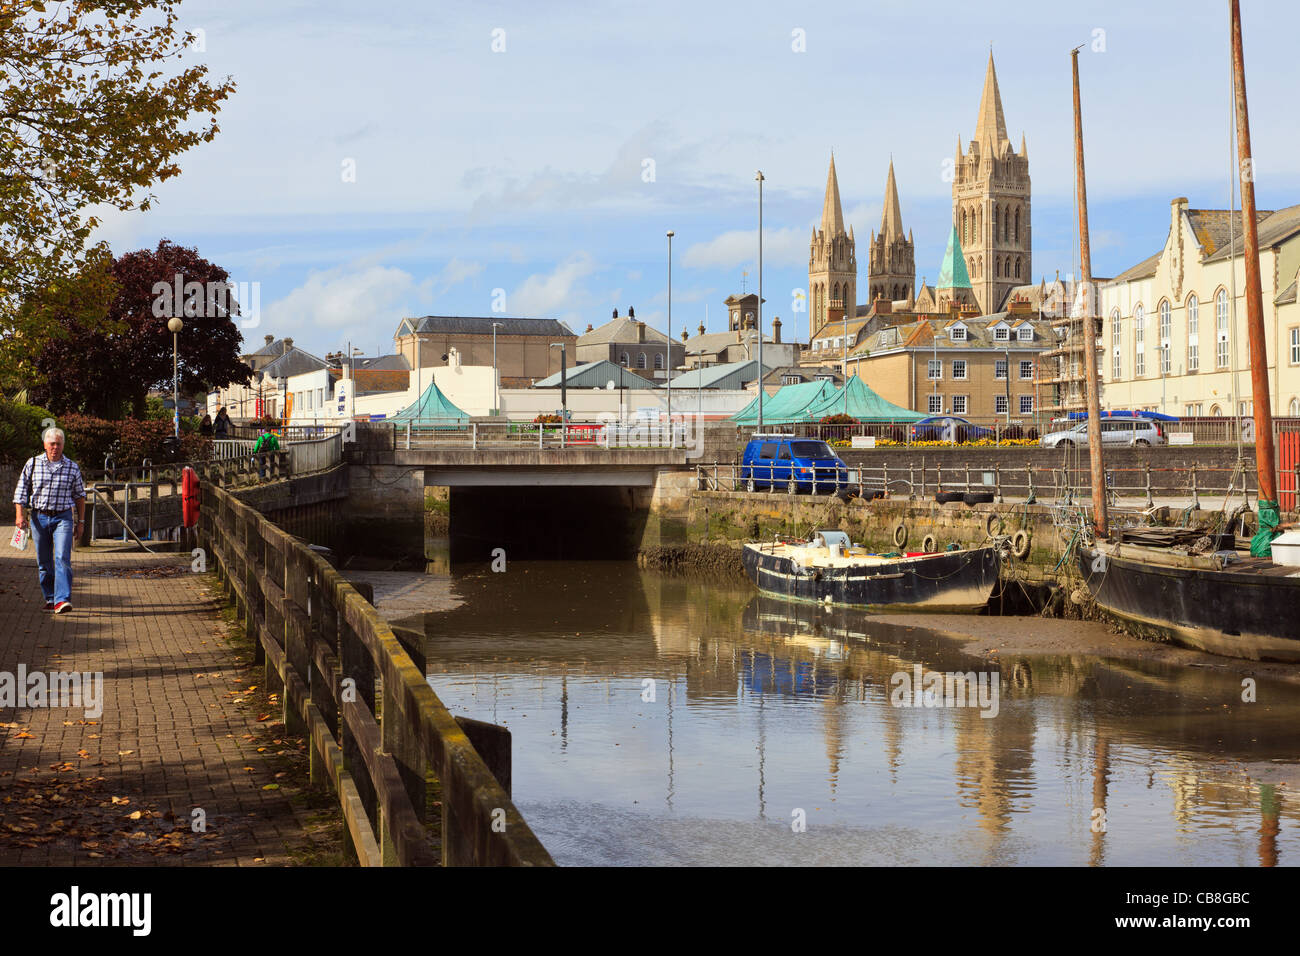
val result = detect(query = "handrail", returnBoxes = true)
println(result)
[199,482,554,867]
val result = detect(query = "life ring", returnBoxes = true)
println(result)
[1011,528,1031,559]
[892,521,908,548]
[921,533,937,553]
[985,513,1004,537]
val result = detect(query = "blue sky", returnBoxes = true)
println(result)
[91,0,1300,359]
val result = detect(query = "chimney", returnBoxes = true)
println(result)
[681,328,688,342]
[698,321,705,336]
[772,316,782,344]
[586,323,594,333]
[264,334,274,345]
[283,337,293,355]
[636,321,646,343]
[612,308,619,318]
[628,306,635,319]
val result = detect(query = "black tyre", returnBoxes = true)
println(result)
[963,491,995,505]
[935,491,964,504]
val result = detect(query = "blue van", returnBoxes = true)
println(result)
[740,435,850,493]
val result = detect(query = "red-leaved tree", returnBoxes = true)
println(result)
[32,240,251,417]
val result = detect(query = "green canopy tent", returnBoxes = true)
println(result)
[387,380,470,423]
[730,380,836,425]
[806,376,924,422]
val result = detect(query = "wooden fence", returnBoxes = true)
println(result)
[200,482,554,867]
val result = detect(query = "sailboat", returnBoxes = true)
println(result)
[1076,1,1300,662]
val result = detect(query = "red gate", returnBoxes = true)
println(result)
[1280,431,1300,511]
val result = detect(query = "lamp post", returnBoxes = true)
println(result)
[666,229,674,444]
[167,317,183,437]
[492,321,503,416]
[755,170,765,434]
[549,343,567,421]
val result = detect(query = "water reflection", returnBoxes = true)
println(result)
[402,562,1300,866]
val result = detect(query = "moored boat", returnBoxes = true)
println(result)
[742,530,999,612]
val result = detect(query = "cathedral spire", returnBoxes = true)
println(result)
[820,153,846,236]
[973,51,1009,153]
[880,159,904,241]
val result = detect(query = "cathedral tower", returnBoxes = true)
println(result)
[952,52,1031,314]
[808,154,856,337]
[867,159,915,305]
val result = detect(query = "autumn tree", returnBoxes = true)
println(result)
[32,239,250,417]
[0,0,235,376]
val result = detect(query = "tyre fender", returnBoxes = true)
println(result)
[921,533,937,553]
[1012,528,1032,560]
[892,521,908,549]
[985,512,1004,537]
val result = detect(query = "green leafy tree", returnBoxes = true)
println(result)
[0,0,235,375]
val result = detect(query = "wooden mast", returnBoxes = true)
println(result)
[1072,47,1108,538]
[1231,0,1277,504]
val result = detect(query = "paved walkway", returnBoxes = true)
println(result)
[0,532,333,866]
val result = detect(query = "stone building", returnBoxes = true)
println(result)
[867,160,915,306]
[950,53,1031,315]
[576,308,684,380]
[394,315,576,389]
[808,155,856,336]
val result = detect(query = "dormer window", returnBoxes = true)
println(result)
[1017,326,1033,341]
[994,326,1010,341]
[951,326,967,341]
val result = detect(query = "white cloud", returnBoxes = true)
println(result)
[436,256,485,293]
[681,226,806,270]
[510,252,597,316]
[265,265,419,336]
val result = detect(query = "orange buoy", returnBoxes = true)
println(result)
[182,466,202,528]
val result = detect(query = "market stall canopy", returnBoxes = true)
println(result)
[806,376,925,422]
[730,380,836,424]
[388,381,470,422]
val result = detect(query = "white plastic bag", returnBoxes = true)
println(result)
[10,525,30,551]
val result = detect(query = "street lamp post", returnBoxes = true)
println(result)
[492,321,503,416]
[666,229,674,445]
[167,317,183,438]
[549,343,567,421]
[756,170,765,434]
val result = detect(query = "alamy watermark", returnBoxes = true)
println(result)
[0,665,103,719]
[151,273,261,328]
[889,664,999,718]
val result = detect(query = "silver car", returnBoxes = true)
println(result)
[1040,418,1166,448]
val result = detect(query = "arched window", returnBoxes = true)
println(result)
[1216,289,1229,368]
[995,257,1001,278]
[1134,304,1146,376]
[961,209,968,245]
[1112,310,1122,382]
[1159,299,1171,373]
[975,205,981,238]
[1291,397,1300,417]
[654,353,664,370]
[832,283,839,304]
[992,204,999,241]
[1015,256,1022,278]
[620,352,629,367]
[1014,208,1020,243]
[636,353,647,369]
[1210,403,1223,417]
[1187,294,1199,372]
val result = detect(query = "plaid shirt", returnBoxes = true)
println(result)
[13,454,86,512]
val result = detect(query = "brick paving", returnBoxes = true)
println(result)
[0,534,334,866]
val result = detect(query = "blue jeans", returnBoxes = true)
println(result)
[30,509,75,604]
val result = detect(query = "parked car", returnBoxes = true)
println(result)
[740,435,850,493]
[1040,418,1166,448]
[908,416,995,443]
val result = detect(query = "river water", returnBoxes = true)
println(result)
[385,558,1300,867]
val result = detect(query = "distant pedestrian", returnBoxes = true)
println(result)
[252,427,280,478]
[213,407,231,439]
[199,413,214,437]
[12,427,86,613]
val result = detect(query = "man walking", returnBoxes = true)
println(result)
[12,427,86,613]
[252,426,280,478]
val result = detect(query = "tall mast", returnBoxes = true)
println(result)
[1072,47,1108,539]
[1231,0,1277,504]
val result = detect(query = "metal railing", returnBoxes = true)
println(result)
[697,459,1267,509]
[200,483,554,867]
[391,421,690,449]
[213,439,257,460]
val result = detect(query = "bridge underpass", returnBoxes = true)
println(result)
[345,445,694,565]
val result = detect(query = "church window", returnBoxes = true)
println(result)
[620,352,629,367]
[961,209,968,245]
[992,204,999,241]
[654,353,665,370]
[1015,256,1022,278]
[995,258,1001,278]
[1216,289,1229,369]
[637,353,647,369]
[1014,208,1021,243]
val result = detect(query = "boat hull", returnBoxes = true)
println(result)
[742,543,999,612]
[1077,546,1300,662]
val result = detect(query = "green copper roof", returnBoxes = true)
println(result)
[937,225,972,290]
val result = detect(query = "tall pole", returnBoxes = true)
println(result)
[756,170,765,433]
[492,322,502,415]
[666,230,674,437]
[173,330,180,437]
[1231,0,1277,504]
[1072,46,1109,539]
[843,298,849,415]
